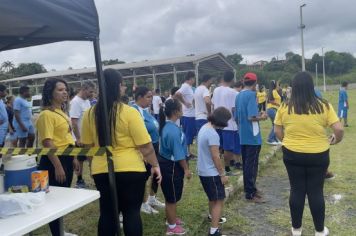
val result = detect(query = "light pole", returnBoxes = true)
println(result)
[315,63,318,87]
[322,47,326,92]
[299,4,306,71]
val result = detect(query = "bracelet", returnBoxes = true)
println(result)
[152,164,159,168]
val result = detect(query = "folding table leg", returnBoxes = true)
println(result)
[59,217,64,236]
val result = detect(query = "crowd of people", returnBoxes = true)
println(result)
[0,67,350,236]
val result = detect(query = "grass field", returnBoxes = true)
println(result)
[32,89,355,236]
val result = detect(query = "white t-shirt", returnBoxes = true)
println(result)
[177,82,195,117]
[212,86,238,131]
[152,95,162,115]
[69,95,91,138]
[194,85,210,120]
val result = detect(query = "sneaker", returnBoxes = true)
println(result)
[64,232,78,236]
[234,162,243,170]
[266,141,279,145]
[255,190,264,198]
[291,227,302,236]
[166,225,186,235]
[141,202,159,214]
[148,196,165,208]
[325,171,335,180]
[226,171,238,176]
[166,217,185,226]
[246,196,266,204]
[75,179,87,189]
[209,228,226,236]
[315,226,329,236]
[208,215,227,224]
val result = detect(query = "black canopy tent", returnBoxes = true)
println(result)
[0,1,120,235]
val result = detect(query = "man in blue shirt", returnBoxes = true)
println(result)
[13,85,34,147]
[338,82,349,127]
[0,84,8,148]
[235,73,268,203]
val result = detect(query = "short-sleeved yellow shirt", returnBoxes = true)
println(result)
[36,109,75,149]
[257,91,267,104]
[81,104,151,174]
[267,89,281,109]
[274,103,339,153]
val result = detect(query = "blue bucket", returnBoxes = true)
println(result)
[4,155,37,191]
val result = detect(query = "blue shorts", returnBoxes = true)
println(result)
[199,175,226,201]
[14,122,35,138]
[181,116,196,145]
[222,130,241,155]
[338,108,348,118]
[195,119,208,134]
[0,129,7,145]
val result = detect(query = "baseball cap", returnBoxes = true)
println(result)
[243,72,257,82]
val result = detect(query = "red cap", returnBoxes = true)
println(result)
[243,72,257,82]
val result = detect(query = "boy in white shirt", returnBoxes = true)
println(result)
[194,74,213,133]
[152,89,162,120]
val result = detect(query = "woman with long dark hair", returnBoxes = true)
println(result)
[158,99,191,235]
[132,86,165,214]
[81,69,161,236]
[274,72,344,236]
[266,80,281,145]
[36,78,79,236]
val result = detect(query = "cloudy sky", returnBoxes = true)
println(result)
[1,0,355,70]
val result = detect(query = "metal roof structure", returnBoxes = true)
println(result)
[2,52,235,94]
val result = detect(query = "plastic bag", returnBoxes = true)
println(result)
[0,192,45,218]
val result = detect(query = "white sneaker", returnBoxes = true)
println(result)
[64,232,78,236]
[315,226,329,236]
[267,141,279,145]
[141,202,159,214]
[291,227,302,236]
[148,196,165,208]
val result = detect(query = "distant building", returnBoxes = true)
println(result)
[247,60,269,70]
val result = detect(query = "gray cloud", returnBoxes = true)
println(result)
[1,0,356,70]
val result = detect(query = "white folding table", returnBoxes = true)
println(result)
[0,186,100,236]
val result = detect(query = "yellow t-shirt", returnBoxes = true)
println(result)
[257,91,267,104]
[267,89,281,109]
[36,109,75,149]
[274,103,339,153]
[81,104,151,174]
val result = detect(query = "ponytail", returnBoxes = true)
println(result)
[159,106,166,135]
[159,99,182,135]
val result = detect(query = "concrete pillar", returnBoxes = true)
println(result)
[152,68,157,90]
[233,69,237,82]
[173,65,178,86]
[195,63,199,87]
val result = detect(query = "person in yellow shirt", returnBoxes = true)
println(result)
[257,85,267,112]
[81,69,161,236]
[274,72,344,236]
[266,80,282,145]
[36,78,79,236]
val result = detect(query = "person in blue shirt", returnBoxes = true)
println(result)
[338,82,349,127]
[0,85,9,148]
[158,98,191,235]
[197,107,231,236]
[235,73,268,203]
[132,86,165,214]
[13,85,34,147]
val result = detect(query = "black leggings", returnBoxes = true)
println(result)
[93,172,146,236]
[38,155,74,236]
[283,147,329,231]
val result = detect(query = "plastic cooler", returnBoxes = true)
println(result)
[4,155,37,191]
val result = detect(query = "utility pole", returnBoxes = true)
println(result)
[322,47,326,92]
[299,4,306,71]
[315,63,318,87]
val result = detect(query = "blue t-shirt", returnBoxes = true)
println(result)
[13,97,32,126]
[314,88,322,98]
[159,121,187,161]
[132,104,159,143]
[338,89,348,109]
[235,90,262,145]
[197,124,220,176]
[0,100,9,131]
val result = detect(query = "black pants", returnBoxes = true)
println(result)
[283,147,330,231]
[93,172,146,236]
[258,102,266,112]
[241,145,261,199]
[145,142,159,193]
[38,155,74,236]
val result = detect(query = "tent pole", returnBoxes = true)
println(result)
[93,38,121,236]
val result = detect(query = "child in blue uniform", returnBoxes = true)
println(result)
[159,99,191,235]
[338,82,349,127]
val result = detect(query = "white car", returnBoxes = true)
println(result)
[31,95,42,114]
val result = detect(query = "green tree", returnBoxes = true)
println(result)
[226,53,243,66]
[10,62,47,77]
[1,60,15,73]
[102,59,125,66]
